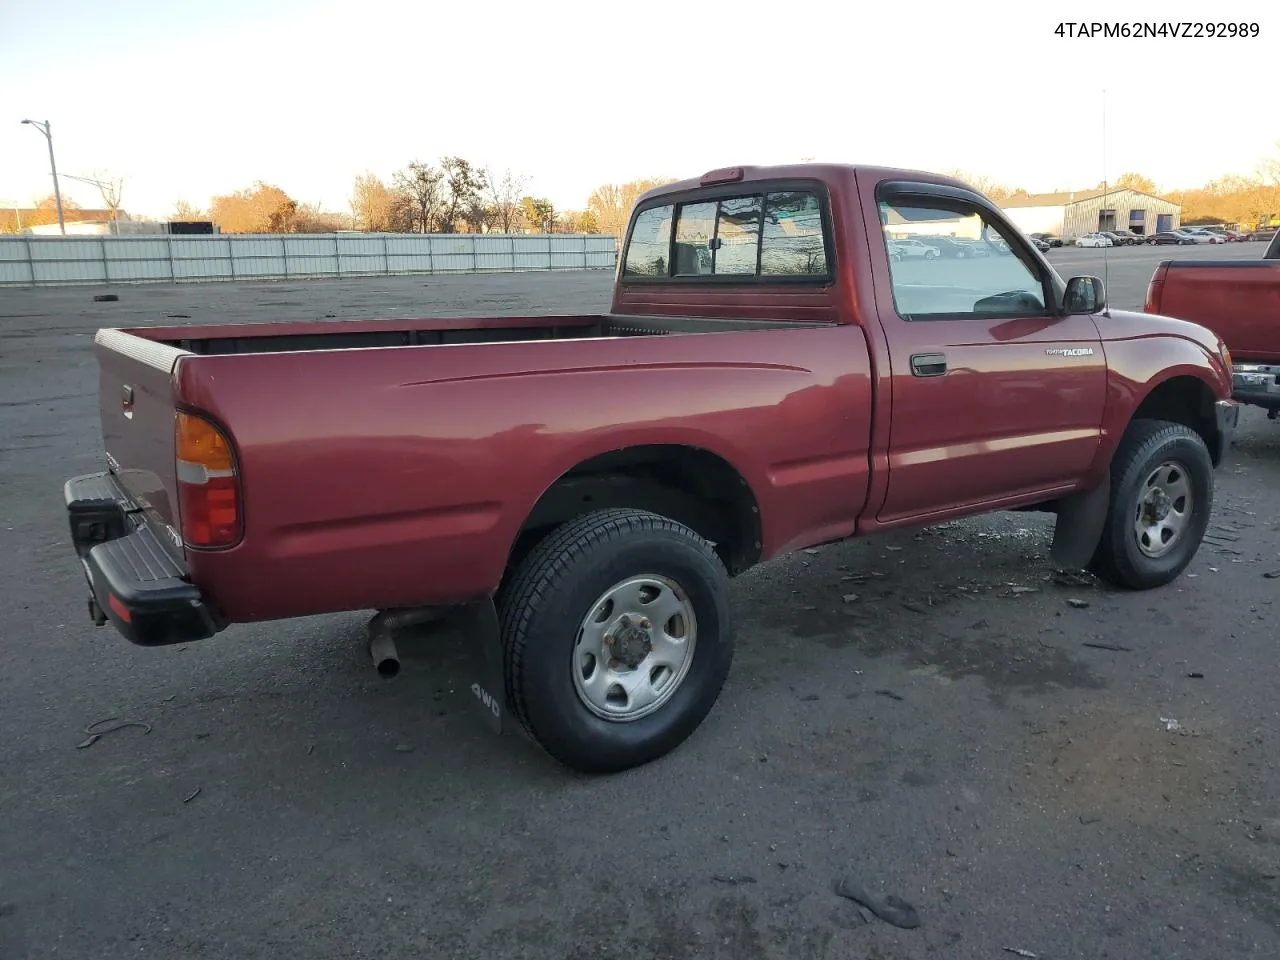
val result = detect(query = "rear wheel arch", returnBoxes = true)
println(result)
[507,444,764,580]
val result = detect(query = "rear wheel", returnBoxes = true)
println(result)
[1089,419,1214,590]
[496,509,734,774]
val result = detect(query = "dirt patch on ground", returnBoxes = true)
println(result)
[1018,699,1227,826]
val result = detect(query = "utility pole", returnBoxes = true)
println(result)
[21,119,65,235]
[63,173,124,234]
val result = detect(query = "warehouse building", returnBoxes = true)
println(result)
[1000,187,1182,241]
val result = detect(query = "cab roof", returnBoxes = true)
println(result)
[635,163,976,206]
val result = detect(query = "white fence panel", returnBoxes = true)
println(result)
[0,232,617,286]
[103,238,173,282]
[0,239,32,283]
[512,236,551,270]
[0,238,26,261]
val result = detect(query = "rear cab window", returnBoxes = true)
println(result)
[622,186,832,281]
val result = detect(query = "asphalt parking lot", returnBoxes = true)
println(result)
[3,239,1279,959]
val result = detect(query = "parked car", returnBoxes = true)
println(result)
[1151,231,1196,245]
[1146,242,1280,415]
[1181,228,1225,244]
[1108,230,1145,246]
[64,161,1239,774]
[1030,232,1063,248]
[1075,233,1113,247]
[890,238,940,259]
[1224,230,1251,242]
[1027,235,1052,252]
[914,236,979,258]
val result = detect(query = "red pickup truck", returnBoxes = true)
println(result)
[1145,234,1280,414]
[66,163,1239,773]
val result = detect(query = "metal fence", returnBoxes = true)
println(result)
[0,232,619,286]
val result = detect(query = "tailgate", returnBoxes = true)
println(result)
[95,329,187,555]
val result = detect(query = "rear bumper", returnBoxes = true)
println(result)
[1232,362,1280,411]
[65,471,218,647]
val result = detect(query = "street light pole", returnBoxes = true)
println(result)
[21,119,65,235]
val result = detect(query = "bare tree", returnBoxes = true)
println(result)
[393,161,444,233]
[170,200,205,221]
[939,169,1025,203]
[484,167,529,233]
[94,172,125,222]
[1258,142,1280,186]
[64,171,126,228]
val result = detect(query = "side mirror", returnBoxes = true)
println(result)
[1064,275,1105,314]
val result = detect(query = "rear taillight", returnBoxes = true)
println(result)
[175,412,241,548]
[1144,279,1162,313]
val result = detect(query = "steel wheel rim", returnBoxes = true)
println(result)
[571,575,697,722]
[1133,460,1194,558]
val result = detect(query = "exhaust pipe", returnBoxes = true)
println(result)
[365,607,445,678]
[369,632,400,678]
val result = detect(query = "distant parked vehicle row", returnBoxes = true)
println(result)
[886,236,1000,260]
[1026,224,1274,250]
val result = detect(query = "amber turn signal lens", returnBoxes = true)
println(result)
[176,412,235,472]
[174,412,241,548]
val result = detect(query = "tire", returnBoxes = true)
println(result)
[1088,419,1214,590]
[496,508,734,774]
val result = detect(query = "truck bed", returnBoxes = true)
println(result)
[140,312,821,356]
[1146,259,1280,361]
[94,307,869,626]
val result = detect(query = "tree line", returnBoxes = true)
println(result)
[7,145,1275,236]
[162,159,680,237]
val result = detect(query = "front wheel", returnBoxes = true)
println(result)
[1089,419,1214,590]
[496,509,734,774]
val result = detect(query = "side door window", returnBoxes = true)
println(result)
[877,198,1051,321]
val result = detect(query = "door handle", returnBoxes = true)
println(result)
[910,353,947,377]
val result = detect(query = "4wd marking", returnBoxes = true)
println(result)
[471,682,501,719]
[1045,347,1095,357]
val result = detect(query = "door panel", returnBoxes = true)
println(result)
[871,192,1106,524]
[878,314,1105,523]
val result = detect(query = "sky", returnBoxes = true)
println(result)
[0,0,1275,220]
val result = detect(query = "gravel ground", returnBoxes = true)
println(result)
[2,242,1279,959]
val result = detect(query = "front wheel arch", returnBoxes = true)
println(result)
[1088,419,1214,589]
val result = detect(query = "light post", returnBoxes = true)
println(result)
[21,119,65,235]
